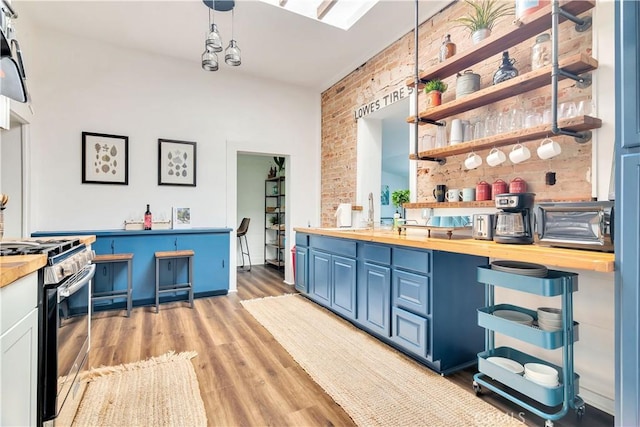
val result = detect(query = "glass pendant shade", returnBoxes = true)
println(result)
[205,23,223,53]
[225,40,241,66]
[202,49,219,71]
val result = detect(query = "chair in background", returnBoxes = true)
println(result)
[237,217,252,271]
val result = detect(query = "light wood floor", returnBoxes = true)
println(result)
[64,265,612,426]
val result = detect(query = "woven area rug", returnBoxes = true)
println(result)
[58,351,207,427]
[242,294,524,427]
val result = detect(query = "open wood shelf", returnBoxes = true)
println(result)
[404,197,594,210]
[409,115,601,160]
[407,54,598,124]
[406,0,596,88]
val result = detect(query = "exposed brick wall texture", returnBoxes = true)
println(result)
[321,1,593,226]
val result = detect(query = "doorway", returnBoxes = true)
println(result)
[0,114,30,238]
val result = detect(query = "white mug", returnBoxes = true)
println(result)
[509,143,531,164]
[446,189,462,202]
[537,137,562,159]
[464,152,483,170]
[486,148,507,167]
[450,119,463,145]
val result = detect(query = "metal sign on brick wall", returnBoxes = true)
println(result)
[353,86,415,120]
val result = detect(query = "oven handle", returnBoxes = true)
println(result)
[59,264,96,299]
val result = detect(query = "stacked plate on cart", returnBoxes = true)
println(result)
[490,260,548,277]
[523,363,559,387]
[493,309,534,326]
[486,356,524,375]
[537,307,563,331]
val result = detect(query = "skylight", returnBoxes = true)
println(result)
[258,0,379,30]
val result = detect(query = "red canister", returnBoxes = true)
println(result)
[492,179,508,199]
[476,181,491,201]
[509,177,528,193]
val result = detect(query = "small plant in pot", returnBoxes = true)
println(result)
[454,0,515,45]
[423,79,447,108]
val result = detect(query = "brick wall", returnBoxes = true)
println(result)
[321,1,593,226]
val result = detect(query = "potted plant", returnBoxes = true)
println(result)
[423,79,447,108]
[391,189,410,214]
[454,0,515,44]
[273,156,285,177]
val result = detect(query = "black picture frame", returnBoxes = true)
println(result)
[158,139,197,187]
[82,132,129,185]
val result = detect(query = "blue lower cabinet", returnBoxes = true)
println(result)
[391,306,429,358]
[331,255,357,319]
[309,249,332,305]
[392,269,430,316]
[356,262,391,336]
[294,246,308,293]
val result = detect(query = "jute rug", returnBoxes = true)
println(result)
[242,294,524,427]
[58,351,207,427]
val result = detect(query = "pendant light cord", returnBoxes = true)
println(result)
[231,8,235,40]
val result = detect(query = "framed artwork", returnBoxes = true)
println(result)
[82,132,129,185]
[172,207,191,229]
[381,185,390,206]
[158,139,197,186]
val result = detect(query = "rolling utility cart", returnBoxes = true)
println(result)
[472,264,585,427]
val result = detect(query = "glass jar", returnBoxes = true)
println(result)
[439,34,456,62]
[531,33,551,70]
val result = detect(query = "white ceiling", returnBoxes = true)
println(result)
[16,0,451,92]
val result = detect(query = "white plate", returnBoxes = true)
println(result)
[487,357,524,375]
[524,373,559,388]
[493,309,534,324]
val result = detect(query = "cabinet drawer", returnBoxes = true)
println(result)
[393,269,430,316]
[393,247,431,274]
[295,232,308,247]
[309,236,356,258]
[1,273,38,336]
[391,307,429,358]
[362,244,391,265]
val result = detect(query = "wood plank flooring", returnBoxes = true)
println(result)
[65,265,613,426]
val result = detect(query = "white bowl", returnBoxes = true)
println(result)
[537,307,562,320]
[524,363,558,383]
[524,373,559,388]
[487,356,524,375]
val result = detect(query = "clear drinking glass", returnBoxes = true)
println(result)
[484,113,496,137]
[508,108,524,131]
[435,125,447,148]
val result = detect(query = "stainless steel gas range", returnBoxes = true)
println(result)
[0,239,95,426]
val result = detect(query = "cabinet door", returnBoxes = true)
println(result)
[294,246,308,293]
[357,262,391,336]
[331,255,357,319]
[391,306,429,359]
[309,249,331,305]
[1,308,38,426]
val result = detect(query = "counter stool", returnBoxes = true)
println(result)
[155,250,194,313]
[91,253,134,317]
[237,217,252,271]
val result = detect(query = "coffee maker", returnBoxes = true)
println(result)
[494,193,535,244]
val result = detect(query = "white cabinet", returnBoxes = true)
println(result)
[0,272,39,426]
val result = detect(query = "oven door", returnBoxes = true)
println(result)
[41,263,95,422]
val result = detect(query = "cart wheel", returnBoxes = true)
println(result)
[544,420,554,427]
[576,405,586,419]
[472,381,482,396]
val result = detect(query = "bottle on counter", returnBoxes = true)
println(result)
[144,204,152,230]
[439,34,456,62]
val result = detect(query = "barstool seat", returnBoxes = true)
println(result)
[154,250,194,313]
[92,253,134,317]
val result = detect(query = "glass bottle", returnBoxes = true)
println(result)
[439,34,456,62]
[144,204,152,230]
[493,51,519,85]
[531,33,551,70]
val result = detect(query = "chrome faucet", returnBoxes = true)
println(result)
[367,192,374,228]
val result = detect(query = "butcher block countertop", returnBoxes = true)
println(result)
[0,235,97,288]
[295,227,615,273]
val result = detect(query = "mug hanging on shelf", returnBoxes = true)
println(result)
[537,137,562,159]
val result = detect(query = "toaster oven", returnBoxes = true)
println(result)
[534,201,614,252]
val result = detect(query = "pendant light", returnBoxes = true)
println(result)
[201,0,240,71]
[224,8,241,66]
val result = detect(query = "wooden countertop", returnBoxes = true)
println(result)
[295,228,615,273]
[0,235,97,288]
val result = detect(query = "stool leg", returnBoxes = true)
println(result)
[243,234,252,271]
[189,255,194,309]
[126,259,132,317]
[155,257,160,314]
[238,236,245,269]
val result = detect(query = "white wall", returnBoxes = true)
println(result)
[0,124,22,238]
[18,19,320,285]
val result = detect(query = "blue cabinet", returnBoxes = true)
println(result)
[33,228,231,310]
[331,255,357,318]
[309,249,332,305]
[357,262,391,337]
[294,246,308,293]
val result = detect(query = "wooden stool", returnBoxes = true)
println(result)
[92,253,134,317]
[155,250,194,313]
